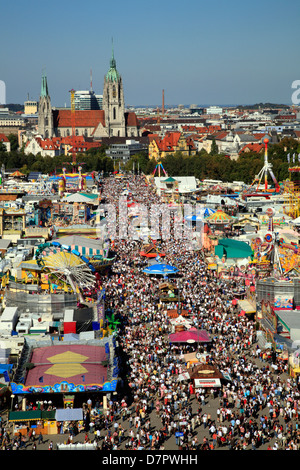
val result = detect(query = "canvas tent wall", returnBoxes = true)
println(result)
[215,238,253,259]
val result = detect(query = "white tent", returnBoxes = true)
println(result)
[55,408,83,422]
[63,193,98,204]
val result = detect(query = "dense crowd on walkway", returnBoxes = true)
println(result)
[2,174,300,451]
[95,175,300,451]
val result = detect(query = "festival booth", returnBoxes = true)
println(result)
[10,340,119,434]
[234,284,257,317]
[232,215,260,233]
[214,238,254,281]
[50,168,93,197]
[259,213,292,229]
[165,309,189,319]
[203,224,217,251]
[205,209,233,232]
[256,300,290,367]
[169,314,192,333]
[159,281,179,302]
[140,243,166,258]
[169,328,211,345]
[257,300,278,348]
[55,407,84,434]
[237,298,256,316]
[214,238,254,260]
[9,409,56,437]
[62,192,99,205]
[205,256,218,271]
[183,351,209,367]
[188,364,224,390]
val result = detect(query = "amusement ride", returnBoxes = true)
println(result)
[242,138,281,200]
[35,241,96,305]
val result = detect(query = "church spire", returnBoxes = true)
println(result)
[110,37,116,69]
[38,70,53,138]
[41,71,49,97]
[106,39,120,82]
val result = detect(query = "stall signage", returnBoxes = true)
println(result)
[194,378,221,387]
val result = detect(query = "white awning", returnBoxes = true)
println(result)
[238,299,256,314]
[55,408,83,422]
[194,378,221,388]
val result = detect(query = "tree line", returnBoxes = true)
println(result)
[0,134,299,184]
[0,136,114,175]
[125,136,298,184]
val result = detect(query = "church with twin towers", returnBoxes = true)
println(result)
[38,45,140,140]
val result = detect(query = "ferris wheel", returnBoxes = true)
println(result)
[35,241,96,303]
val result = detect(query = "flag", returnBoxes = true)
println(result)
[287,153,290,163]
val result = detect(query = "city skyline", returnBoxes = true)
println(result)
[1,0,300,108]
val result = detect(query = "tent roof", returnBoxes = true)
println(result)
[8,410,56,421]
[206,209,233,223]
[10,171,25,177]
[164,177,177,183]
[143,263,178,275]
[63,192,98,204]
[169,315,192,325]
[55,408,83,422]
[215,238,253,259]
[189,364,223,380]
[52,235,102,251]
[24,344,108,388]
[169,328,211,343]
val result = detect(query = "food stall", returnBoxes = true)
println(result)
[9,409,56,436]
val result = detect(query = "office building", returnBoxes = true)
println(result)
[74,91,103,110]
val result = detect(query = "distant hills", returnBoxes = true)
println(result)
[236,102,289,110]
[0,102,292,113]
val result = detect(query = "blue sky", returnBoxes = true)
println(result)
[1,0,300,107]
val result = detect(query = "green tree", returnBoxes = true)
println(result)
[7,134,18,152]
[210,138,219,156]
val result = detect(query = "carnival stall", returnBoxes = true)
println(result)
[188,364,224,389]
[9,409,56,437]
[169,328,211,345]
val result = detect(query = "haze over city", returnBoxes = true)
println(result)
[1,0,300,108]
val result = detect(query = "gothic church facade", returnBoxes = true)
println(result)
[38,48,140,140]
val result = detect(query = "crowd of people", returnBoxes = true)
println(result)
[95,175,300,451]
[3,174,300,451]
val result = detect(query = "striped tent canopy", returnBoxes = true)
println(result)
[205,209,233,225]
